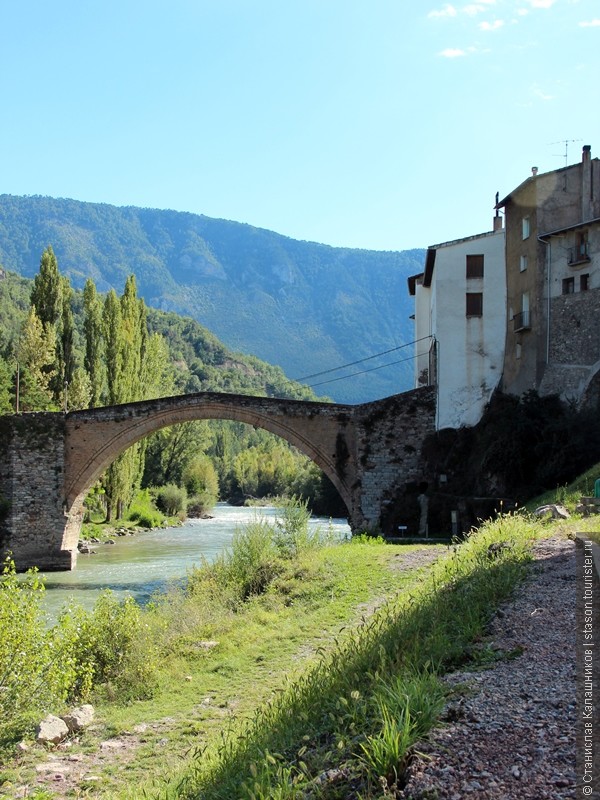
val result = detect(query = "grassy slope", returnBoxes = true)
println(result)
[2,541,443,798]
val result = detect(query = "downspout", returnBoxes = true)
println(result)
[537,233,551,364]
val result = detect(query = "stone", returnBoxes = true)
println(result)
[36,715,69,745]
[61,704,95,732]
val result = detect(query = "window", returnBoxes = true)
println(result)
[522,217,530,239]
[520,255,528,272]
[513,293,530,331]
[466,292,483,317]
[581,273,590,291]
[516,342,522,360]
[569,231,590,264]
[562,277,575,294]
[466,254,484,279]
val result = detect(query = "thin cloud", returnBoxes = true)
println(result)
[524,0,557,8]
[439,47,467,57]
[579,19,600,26]
[428,4,458,18]
[480,19,505,29]
[531,83,554,100]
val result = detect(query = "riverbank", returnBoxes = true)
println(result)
[1,511,592,798]
[0,537,445,798]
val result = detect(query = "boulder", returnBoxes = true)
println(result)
[61,704,95,733]
[36,715,69,744]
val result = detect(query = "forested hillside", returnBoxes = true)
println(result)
[0,195,425,403]
[0,258,343,520]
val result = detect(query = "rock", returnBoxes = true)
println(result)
[36,715,69,745]
[197,640,219,650]
[61,704,95,732]
[105,539,116,545]
[534,504,570,520]
[15,740,29,753]
[77,544,96,554]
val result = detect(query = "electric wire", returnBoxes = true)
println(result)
[306,348,432,389]
[293,335,433,383]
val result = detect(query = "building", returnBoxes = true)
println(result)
[496,145,600,405]
[408,217,506,429]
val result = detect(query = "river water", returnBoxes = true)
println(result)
[40,503,350,622]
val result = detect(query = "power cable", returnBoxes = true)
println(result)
[306,348,431,389]
[294,335,433,383]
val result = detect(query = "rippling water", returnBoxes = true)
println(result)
[40,503,350,621]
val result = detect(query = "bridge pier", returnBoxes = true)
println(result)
[0,414,78,571]
[0,388,436,571]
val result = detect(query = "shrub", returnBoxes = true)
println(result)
[155,483,187,517]
[59,591,159,702]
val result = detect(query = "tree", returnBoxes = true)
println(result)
[83,279,105,407]
[16,308,56,411]
[57,276,75,406]
[30,246,61,329]
[0,357,13,414]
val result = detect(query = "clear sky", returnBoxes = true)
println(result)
[1,0,598,252]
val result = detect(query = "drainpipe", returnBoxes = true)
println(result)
[537,233,551,364]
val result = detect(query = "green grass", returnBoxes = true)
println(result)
[156,512,541,800]
[525,461,600,512]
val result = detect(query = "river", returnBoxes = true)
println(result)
[40,503,351,622]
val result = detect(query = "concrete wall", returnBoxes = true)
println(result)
[428,230,506,429]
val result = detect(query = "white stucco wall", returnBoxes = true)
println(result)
[426,229,506,429]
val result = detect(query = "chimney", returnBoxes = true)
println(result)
[582,145,592,220]
[493,214,503,232]
[531,166,538,176]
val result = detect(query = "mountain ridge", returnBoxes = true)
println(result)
[0,194,425,403]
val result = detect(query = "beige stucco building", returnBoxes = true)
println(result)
[497,145,600,405]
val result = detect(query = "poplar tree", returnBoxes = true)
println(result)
[83,279,105,406]
[30,246,61,328]
[16,308,56,411]
[58,276,75,406]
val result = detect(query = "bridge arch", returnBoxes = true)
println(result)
[0,387,436,570]
[65,393,357,529]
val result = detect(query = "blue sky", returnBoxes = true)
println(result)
[1,0,598,251]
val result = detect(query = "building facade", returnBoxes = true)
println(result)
[408,220,506,429]
[497,145,600,404]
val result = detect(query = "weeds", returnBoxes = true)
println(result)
[169,512,538,799]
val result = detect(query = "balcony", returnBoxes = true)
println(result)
[568,245,590,266]
[513,310,531,332]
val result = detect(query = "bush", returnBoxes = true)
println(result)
[0,559,82,740]
[155,483,187,517]
[127,488,165,528]
[59,591,159,702]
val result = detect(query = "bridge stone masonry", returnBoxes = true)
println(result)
[0,387,435,571]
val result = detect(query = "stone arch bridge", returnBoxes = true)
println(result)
[0,387,435,571]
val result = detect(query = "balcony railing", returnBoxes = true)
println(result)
[568,245,590,265]
[513,310,531,332]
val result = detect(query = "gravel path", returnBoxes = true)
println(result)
[399,533,577,800]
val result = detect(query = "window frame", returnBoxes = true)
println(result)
[466,292,483,317]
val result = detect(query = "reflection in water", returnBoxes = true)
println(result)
[40,503,350,621]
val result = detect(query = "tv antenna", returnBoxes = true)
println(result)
[548,139,582,166]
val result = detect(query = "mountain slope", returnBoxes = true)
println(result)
[0,195,425,403]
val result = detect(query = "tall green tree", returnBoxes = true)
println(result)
[102,277,151,519]
[16,308,56,411]
[58,275,75,407]
[83,279,105,407]
[0,357,13,414]
[30,246,61,329]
